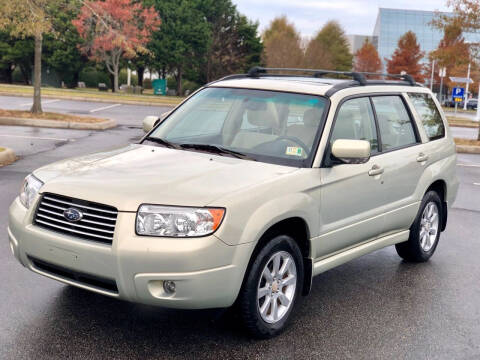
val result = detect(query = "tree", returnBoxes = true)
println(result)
[432,0,480,139]
[428,20,471,90]
[43,2,88,88]
[262,16,303,68]
[354,39,382,74]
[0,33,34,84]
[311,21,352,71]
[0,0,61,113]
[303,37,332,70]
[73,0,161,92]
[146,0,210,95]
[386,31,425,82]
[199,0,263,82]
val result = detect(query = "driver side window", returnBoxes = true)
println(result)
[331,97,379,154]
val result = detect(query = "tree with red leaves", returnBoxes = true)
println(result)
[386,31,425,82]
[354,39,382,74]
[73,0,161,92]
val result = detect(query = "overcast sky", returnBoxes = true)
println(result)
[233,0,450,38]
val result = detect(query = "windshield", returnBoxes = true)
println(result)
[146,87,328,167]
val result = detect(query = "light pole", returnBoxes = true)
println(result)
[464,62,471,110]
[430,60,435,91]
[439,67,446,103]
[476,82,480,122]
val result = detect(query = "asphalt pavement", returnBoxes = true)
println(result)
[1,96,480,359]
[0,95,172,126]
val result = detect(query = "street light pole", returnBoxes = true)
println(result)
[464,62,471,110]
[476,82,480,122]
[430,60,435,91]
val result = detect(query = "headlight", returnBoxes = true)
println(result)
[136,205,225,237]
[19,174,44,209]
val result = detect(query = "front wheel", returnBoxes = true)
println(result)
[395,191,443,262]
[239,235,304,338]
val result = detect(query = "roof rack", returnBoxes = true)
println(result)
[220,67,417,87]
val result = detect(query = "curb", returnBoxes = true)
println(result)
[456,144,480,154]
[0,116,117,130]
[0,147,16,167]
[0,91,179,107]
[449,123,479,128]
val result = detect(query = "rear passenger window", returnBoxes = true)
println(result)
[371,96,417,151]
[331,97,379,153]
[408,93,445,140]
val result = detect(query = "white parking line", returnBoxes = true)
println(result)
[89,103,121,113]
[0,134,73,141]
[457,163,480,168]
[20,99,61,106]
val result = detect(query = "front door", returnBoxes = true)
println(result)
[314,96,388,259]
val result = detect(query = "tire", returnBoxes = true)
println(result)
[239,235,304,339]
[395,191,443,262]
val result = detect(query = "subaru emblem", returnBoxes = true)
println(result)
[63,207,83,222]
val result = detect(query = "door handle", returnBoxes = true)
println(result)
[417,153,429,162]
[368,164,384,176]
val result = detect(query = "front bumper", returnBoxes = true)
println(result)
[8,196,254,309]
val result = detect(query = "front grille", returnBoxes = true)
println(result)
[29,256,118,294]
[34,193,118,244]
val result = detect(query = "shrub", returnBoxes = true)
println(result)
[79,67,111,88]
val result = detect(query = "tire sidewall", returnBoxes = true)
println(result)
[241,235,304,337]
[410,191,443,260]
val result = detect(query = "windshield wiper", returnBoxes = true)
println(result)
[143,136,181,149]
[179,143,255,160]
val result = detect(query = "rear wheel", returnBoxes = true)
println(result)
[239,235,303,338]
[395,191,442,262]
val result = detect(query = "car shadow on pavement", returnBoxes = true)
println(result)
[14,248,453,360]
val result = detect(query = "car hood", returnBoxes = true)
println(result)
[34,144,298,211]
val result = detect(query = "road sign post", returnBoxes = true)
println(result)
[452,87,465,115]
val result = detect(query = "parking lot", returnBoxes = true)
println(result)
[1,96,480,359]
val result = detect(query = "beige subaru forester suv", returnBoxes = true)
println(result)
[8,68,458,338]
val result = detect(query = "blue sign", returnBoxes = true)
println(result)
[452,87,465,101]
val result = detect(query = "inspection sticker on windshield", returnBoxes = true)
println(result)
[286,146,303,156]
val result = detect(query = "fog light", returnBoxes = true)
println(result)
[163,280,176,294]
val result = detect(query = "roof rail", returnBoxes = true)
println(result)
[246,67,367,85]
[245,67,418,86]
[213,67,420,92]
[357,71,417,86]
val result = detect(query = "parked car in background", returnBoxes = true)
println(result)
[466,99,478,110]
[8,67,458,338]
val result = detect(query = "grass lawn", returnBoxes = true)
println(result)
[454,138,480,146]
[0,147,5,152]
[0,84,184,106]
[0,109,107,123]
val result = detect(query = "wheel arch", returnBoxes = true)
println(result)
[240,216,313,298]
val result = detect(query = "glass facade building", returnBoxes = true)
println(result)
[373,8,480,66]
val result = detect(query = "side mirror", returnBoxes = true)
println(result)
[331,139,371,164]
[142,111,171,133]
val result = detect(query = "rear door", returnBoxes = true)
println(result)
[369,95,425,235]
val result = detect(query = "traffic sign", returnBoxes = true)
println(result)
[452,87,465,101]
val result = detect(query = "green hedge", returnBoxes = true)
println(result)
[79,67,110,88]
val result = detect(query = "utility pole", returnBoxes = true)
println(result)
[439,67,446,103]
[430,60,435,91]
[464,62,471,110]
[476,82,480,122]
